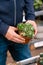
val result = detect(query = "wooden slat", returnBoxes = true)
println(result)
[35,10,43,16]
[37,26,43,33]
[36,33,43,39]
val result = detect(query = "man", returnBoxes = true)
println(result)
[0,0,37,65]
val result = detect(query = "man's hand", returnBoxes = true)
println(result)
[26,20,37,36]
[5,26,25,43]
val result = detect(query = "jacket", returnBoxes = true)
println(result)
[0,0,35,35]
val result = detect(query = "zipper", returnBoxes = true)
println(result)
[14,0,16,26]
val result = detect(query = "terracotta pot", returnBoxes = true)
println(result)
[17,22,35,43]
[18,31,31,43]
[22,36,31,43]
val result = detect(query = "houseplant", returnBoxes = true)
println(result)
[17,22,35,43]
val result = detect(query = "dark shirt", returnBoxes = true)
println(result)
[0,0,35,35]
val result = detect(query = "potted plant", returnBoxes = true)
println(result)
[17,22,35,43]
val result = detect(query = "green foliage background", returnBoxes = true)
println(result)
[34,0,43,10]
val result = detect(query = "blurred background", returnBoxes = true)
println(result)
[34,0,43,25]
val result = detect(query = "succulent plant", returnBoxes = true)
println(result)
[17,23,34,38]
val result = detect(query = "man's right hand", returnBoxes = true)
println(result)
[5,26,25,43]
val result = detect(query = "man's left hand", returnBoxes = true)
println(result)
[26,20,37,36]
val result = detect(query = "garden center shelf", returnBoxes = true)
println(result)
[35,10,43,17]
[17,55,40,65]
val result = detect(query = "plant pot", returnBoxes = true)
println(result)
[22,36,31,43]
[18,31,31,43]
[17,22,34,44]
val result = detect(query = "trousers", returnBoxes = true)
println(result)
[0,35,31,65]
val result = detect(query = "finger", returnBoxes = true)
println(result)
[12,37,25,43]
[26,20,36,27]
[13,32,25,41]
[14,27,18,31]
[34,28,37,36]
[34,26,37,35]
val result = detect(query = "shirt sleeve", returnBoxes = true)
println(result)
[24,0,35,21]
[0,19,9,36]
